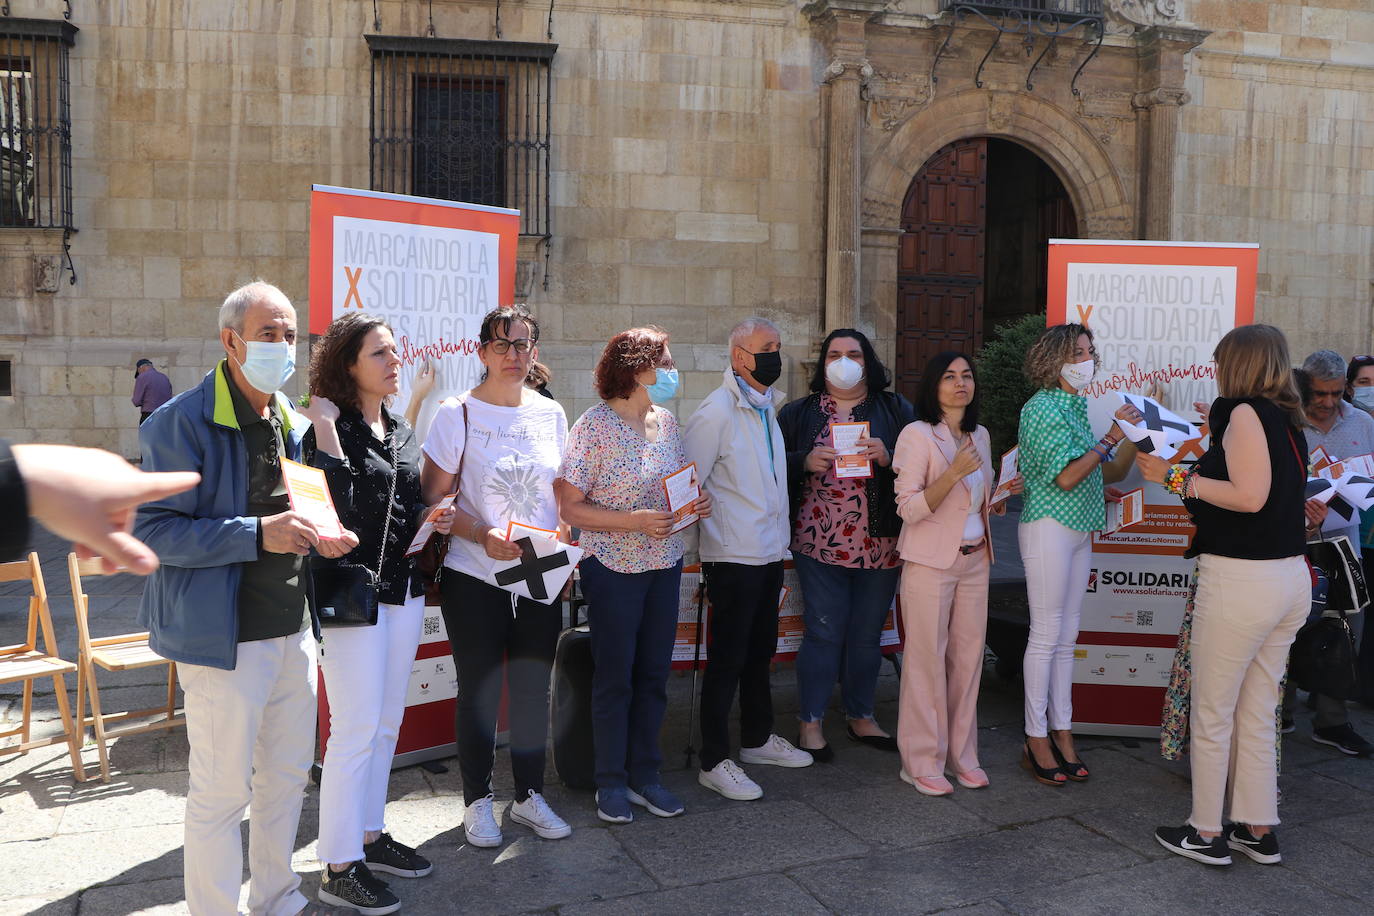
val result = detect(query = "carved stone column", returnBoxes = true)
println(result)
[1133,25,1207,240]
[822,55,870,331]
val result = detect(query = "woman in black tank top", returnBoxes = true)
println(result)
[1136,325,1311,867]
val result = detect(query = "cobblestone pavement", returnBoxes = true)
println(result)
[3,526,1373,915]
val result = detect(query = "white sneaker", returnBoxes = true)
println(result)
[508,790,572,840]
[740,734,814,768]
[698,759,763,800]
[463,794,502,848]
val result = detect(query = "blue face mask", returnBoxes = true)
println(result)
[643,367,679,404]
[232,331,296,395]
[1354,387,1374,411]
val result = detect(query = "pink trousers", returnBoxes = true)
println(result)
[897,549,990,779]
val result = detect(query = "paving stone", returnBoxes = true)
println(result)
[1276,770,1374,826]
[931,905,1014,916]
[1069,803,1173,862]
[1307,754,1374,794]
[0,896,79,916]
[56,771,190,834]
[615,798,868,887]
[0,824,185,897]
[791,818,1141,915]
[996,856,1365,916]
[807,782,994,850]
[0,776,66,841]
[1276,824,1374,902]
[558,874,827,916]
[72,877,187,915]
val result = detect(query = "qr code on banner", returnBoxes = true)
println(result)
[423,615,441,637]
[1135,609,1154,628]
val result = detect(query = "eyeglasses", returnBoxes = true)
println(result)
[487,337,536,354]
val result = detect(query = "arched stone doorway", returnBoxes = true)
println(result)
[893,136,1077,402]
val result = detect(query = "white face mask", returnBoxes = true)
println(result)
[1059,358,1095,391]
[1354,387,1374,411]
[232,332,296,394]
[825,355,864,390]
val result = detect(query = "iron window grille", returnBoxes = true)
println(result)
[939,0,1103,19]
[366,35,554,242]
[0,17,75,233]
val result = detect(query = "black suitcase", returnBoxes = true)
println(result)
[551,593,596,789]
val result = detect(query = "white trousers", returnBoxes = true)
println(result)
[1020,517,1093,736]
[1188,553,1309,832]
[179,628,318,916]
[317,593,426,865]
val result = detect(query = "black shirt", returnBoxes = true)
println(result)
[1184,397,1307,560]
[304,406,425,605]
[226,364,309,642]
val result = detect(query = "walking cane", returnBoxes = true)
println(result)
[683,567,707,769]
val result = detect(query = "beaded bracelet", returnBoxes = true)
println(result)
[1090,445,1110,463]
[1163,463,1189,497]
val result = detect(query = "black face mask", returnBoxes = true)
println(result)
[744,349,782,387]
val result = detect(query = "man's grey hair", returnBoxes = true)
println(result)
[728,317,780,350]
[218,280,290,333]
[1302,349,1347,383]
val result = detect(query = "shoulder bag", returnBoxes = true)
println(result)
[314,434,398,627]
[417,398,467,602]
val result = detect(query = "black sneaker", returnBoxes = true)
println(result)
[364,832,433,878]
[318,861,401,916]
[1313,723,1374,757]
[1154,824,1232,866]
[1280,718,1295,735]
[1224,823,1281,864]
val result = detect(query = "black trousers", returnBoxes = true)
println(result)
[1361,550,1374,705]
[699,560,785,771]
[440,570,561,805]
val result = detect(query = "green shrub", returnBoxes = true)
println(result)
[976,312,1045,460]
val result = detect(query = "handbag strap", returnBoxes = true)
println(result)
[363,426,399,583]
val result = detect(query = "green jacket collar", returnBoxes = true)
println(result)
[211,359,298,434]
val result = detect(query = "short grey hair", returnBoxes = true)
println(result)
[1302,349,1347,383]
[218,280,290,333]
[728,317,780,350]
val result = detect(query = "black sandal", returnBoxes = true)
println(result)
[1021,739,1067,787]
[1050,737,1090,781]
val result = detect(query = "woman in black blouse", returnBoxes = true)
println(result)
[301,313,454,914]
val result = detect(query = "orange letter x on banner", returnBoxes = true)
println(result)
[343,266,364,309]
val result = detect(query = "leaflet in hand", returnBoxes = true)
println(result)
[832,421,873,480]
[280,458,344,540]
[1102,487,1145,535]
[662,463,701,534]
[1307,473,1374,532]
[405,493,456,556]
[1318,453,1374,482]
[1309,445,1335,475]
[1114,393,1200,460]
[990,446,1019,506]
[484,522,583,605]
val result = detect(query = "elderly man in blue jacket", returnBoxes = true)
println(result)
[135,280,357,916]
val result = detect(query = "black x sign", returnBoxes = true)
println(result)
[1134,398,1192,435]
[494,536,570,601]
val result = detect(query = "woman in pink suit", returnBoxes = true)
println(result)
[892,352,1019,795]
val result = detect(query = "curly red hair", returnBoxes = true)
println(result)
[594,327,671,401]
[308,312,391,411]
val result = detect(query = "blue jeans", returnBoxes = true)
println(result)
[579,555,683,790]
[792,552,902,722]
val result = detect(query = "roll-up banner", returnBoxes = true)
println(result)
[1047,240,1257,736]
[310,186,520,766]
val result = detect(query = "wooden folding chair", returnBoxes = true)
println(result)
[0,552,85,782]
[68,553,184,782]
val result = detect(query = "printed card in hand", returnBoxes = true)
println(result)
[1103,488,1145,535]
[662,463,701,534]
[280,458,344,540]
[832,421,873,480]
[1115,393,1200,460]
[484,522,583,605]
[405,493,456,556]
[990,446,1020,506]
[1310,446,1334,475]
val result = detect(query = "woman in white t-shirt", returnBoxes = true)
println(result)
[890,352,1016,796]
[419,305,571,849]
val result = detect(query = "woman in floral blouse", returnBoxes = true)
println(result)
[778,328,915,761]
[556,326,712,825]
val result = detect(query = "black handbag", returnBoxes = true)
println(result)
[1290,609,1359,699]
[1306,534,1370,614]
[315,434,398,628]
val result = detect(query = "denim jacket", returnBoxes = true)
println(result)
[134,362,317,670]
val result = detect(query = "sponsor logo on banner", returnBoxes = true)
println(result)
[405,656,458,707]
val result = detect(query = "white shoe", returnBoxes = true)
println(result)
[463,794,502,847]
[740,734,814,768]
[508,790,572,840]
[698,759,763,800]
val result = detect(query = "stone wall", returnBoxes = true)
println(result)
[1174,0,1374,360]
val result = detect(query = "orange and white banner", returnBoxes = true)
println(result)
[308,185,519,442]
[1048,239,1257,735]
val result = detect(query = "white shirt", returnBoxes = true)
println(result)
[962,467,986,541]
[422,392,568,580]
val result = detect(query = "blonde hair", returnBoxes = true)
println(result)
[1023,323,1096,389]
[1214,324,1304,427]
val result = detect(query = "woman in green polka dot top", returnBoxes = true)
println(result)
[1017,324,1141,787]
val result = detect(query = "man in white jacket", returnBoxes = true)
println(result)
[684,318,813,801]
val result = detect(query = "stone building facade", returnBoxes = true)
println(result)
[0,0,1369,454]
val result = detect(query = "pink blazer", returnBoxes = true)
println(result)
[892,420,996,570]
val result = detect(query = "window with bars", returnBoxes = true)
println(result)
[366,36,554,240]
[0,17,75,230]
